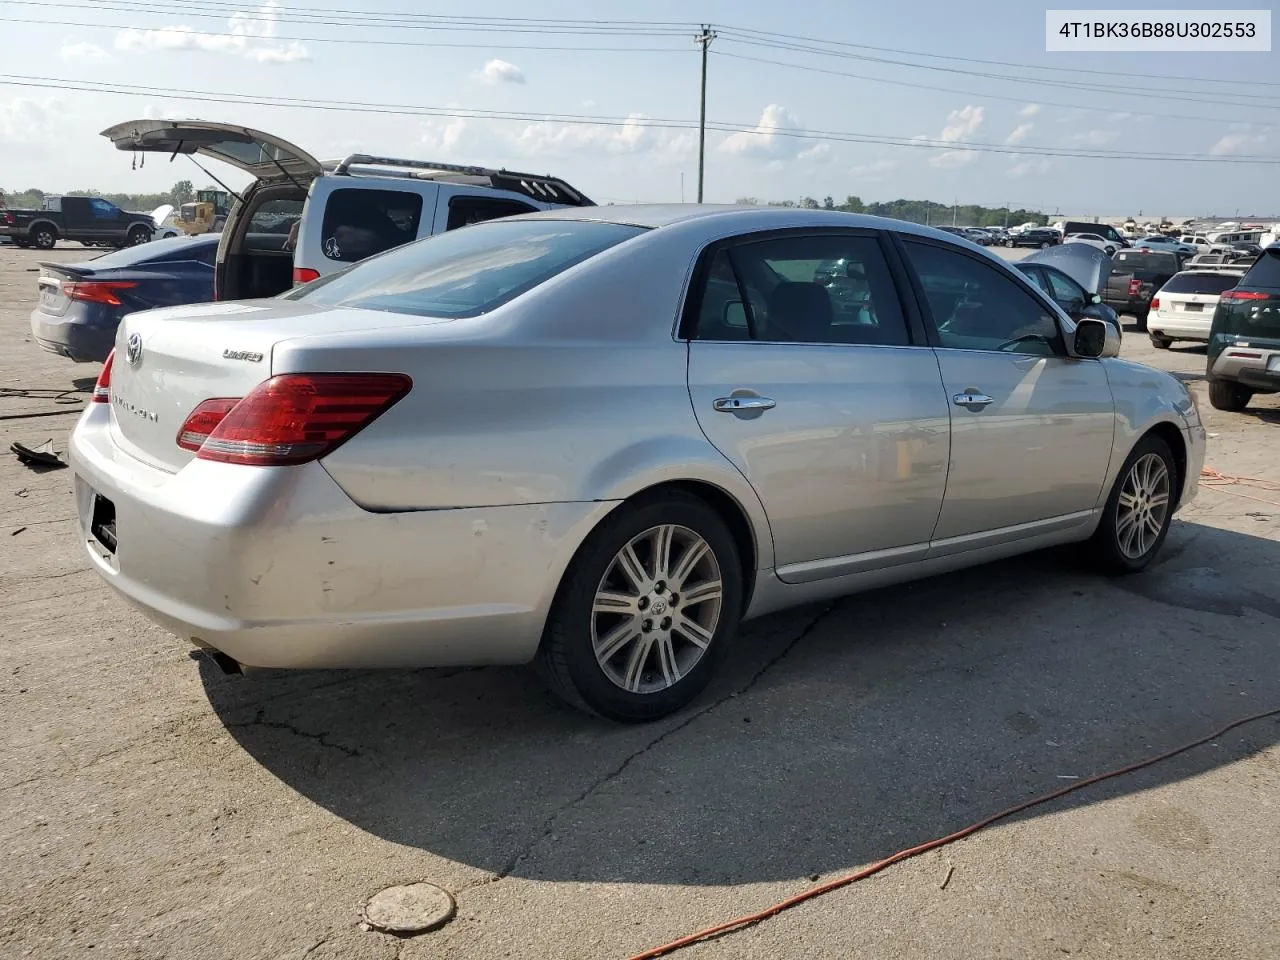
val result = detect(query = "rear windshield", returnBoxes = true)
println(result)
[289,219,647,318]
[1160,273,1241,295]
[1111,251,1180,276]
[1241,248,1280,289]
[84,236,216,268]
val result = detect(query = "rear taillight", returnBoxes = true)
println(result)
[1127,279,1142,296]
[1150,298,1160,311]
[4,213,14,224]
[293,267,320,285]
[92,349,115,403]
[62,281,137,306]
[1220,290,1273,302]
[177,373,412,466]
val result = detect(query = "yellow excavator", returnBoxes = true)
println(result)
[175,189,231,236]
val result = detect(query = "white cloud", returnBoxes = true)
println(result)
[419,113,692,166]
[798,142,833,162]
[1211,132,1267,156]
[1004,123,1033,145]
[939,105,985,143]
[1009,158,1052,178]
[849,159,896,177]
[115,1,309,64]
[1070,128,1121,146]
[1019,103,1041,118]
[719,104,803,158]
[60,40,106,62]
[930,149,978,169]
[476,58,526,86]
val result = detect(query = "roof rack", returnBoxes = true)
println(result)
[330,154,593,207]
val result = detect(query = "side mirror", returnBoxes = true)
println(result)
[1073,318,1120,359]
[1089,292,1103,305]
[723,300,749,329]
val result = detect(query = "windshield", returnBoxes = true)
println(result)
[289,219,647,318]
[1160,273,1241,295]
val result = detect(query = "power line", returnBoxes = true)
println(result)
[3,73,1276,165]
[717,24,1280,89]
[712,50,1251,127]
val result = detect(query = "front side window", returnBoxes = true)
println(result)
[690,234,909,346]
[90,198,118,219]
[289,218,645,318]
[321,188,425,263]
[1045,269,1086,304]
[904,241,1065,356]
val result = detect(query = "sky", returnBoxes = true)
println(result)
[1,0,1277,216]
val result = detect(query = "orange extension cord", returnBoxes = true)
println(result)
[1199,467,1280,508]
[627,705,1280,959]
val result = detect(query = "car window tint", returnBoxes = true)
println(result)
[1160,273,1241,295]
[1019,266,1052,295]
[692,250,752,340]
[90,199,116,219]
[706,235,908,346]
[321,189,425,263]
[446,197,537,231]
[248,198,304,235]
[1046,269,1085,303]
[289,219,645,319]
[1242,249,1280,288]
[904,241,1065,356]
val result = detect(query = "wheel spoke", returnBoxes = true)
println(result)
[1121,516,1143,557]
[622,636,655,692]
[595,618,642,663]
[652,525,677,580]
[1116,508,1138,539]
[615,543,650,592]
[1148,493,1170,511]
[674,614,713,649]
[1117,491,1138,510]
[669,540,709,588]
[593,590,638,615]
[655,635,679,688]
[1143,511,1163,538]
[680,579,722,608]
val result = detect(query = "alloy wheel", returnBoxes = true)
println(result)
[591,524,723,695]
[1115,453,1171,559]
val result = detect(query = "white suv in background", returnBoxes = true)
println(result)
[1147,266,1247,349]
[1063,233,1119,256]
[101,120,593,301]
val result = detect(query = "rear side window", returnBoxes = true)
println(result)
[1160,273,1241,295]
[1242,249,1280,289]
[321,188,424,263]
[446,197,537,231]
[690,234,909,346]
[289,219,645,318]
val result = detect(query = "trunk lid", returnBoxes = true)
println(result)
[99,120,322,183]
[36,261,97,318]
[108,300,447,472]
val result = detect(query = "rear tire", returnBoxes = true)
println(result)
[1208,378,1252,412]
[31,225,56,250]
[1039,241,1050,249]
[536,491,744,722]
[1087,434,1177,575]
[1150,334,1173,349]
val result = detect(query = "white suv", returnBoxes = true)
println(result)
[1147,266,1247,349]
[101,120,593,301]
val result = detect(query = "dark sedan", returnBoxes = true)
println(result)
[29,234,217,362]
[1006,228,1062,249]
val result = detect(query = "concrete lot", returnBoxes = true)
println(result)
[1,242,1277,960]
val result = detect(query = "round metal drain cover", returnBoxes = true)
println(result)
[363,882,456,934]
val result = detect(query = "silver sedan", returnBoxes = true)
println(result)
[69,206,1206,721]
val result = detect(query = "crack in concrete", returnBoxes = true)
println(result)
[228,710,362,758]
[472,601,840,889]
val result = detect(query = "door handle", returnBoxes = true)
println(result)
[714,396,776,413]
[952,392,994,409]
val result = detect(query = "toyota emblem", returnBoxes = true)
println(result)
[126,333,143,366]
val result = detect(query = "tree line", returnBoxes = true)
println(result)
[734,196,1050,228]
[1,180,212,212]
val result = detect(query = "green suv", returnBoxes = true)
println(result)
[1206,246,1280,411]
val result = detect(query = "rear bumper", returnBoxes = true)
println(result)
[1148,312,1210,340]
[29,304,118,363]
[1210,344,1280,393]
[68,403,615,669]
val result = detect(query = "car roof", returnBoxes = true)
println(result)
[499,203,980,242]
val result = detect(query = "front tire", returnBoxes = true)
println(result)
[1039,241,1050,249]
[1088,435,1177,575]
[126,226,152,246]
[536,491,743,722]
[1208,379,1252,411]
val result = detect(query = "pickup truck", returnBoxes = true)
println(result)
[1103,248,1189,330]
[0,196,155,250]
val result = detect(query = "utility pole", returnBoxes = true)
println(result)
[695,24,715,203]
[680,172,685,203]
[1004,202,1010,229]
[952,198,958,226]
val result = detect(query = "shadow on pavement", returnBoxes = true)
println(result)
[202,519,1280,886]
